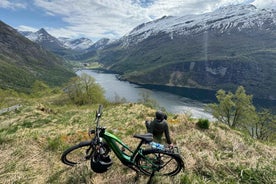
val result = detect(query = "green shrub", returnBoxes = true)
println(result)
[196,119,210,129]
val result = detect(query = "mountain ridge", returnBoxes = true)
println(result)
[122,4,275,46]
[20,29,94,51]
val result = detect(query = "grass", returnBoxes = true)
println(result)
[0,96,275,183]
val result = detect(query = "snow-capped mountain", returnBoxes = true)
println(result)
[121,4,275,46]
[23,28,64,46]
[71,38,112,61]
[93,4,276,100]
[87,38,111,50]
[20,28,67,54]
[59,37,93,50]
[20,29,93,51]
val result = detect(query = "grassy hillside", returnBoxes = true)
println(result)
[0,21,76,93]
[0,94,275,183]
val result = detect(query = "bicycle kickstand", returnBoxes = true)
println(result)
[147,171,155,184]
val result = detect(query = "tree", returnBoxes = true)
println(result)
[208,86,256,128]
[249,109,276,141]
[65,74,106,105]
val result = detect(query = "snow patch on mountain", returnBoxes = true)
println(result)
[22,28,53,42]
[122,4,276,46]
[59,37,93,50]
[20,29,93,51]
[92,38,112,49]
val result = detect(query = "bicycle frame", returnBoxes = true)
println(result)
[91,104,150,170]
[100,129,146,170]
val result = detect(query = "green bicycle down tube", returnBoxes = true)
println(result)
[103,131,132,163]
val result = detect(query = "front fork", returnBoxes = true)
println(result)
[85,145,94,160]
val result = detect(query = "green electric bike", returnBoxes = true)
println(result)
[61,105,184,181]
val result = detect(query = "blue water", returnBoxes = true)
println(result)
[77,69,214,120]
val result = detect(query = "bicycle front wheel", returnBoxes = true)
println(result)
[61,141,93,166]
[135,149,185,176]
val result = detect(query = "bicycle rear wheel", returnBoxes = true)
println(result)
[135,149,185,176]
[61,141,93,166]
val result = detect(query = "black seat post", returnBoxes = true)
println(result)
[130,140,144,161]
[130,133,153,161]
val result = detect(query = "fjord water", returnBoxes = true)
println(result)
[77,70,214,120]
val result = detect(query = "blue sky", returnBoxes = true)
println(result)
[0,0,275,42]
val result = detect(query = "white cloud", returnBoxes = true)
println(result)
[33,0,150,39]
[0,0,26,9]
[17,25,38,32]
[30,0,275,41]
[252,0,276,9]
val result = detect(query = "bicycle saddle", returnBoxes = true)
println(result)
[133,133,153,143]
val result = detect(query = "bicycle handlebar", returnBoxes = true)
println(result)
[94,105,103,136]
[96,104,103,118]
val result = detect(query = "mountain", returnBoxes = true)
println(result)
[58,37,93,50]
[0,21,75,92]
[87,38,111,50]
[90,4,276,100]
[23,28,66,51]
[122,4,275,45]
[20,29,93,59]
[76,38,112,61]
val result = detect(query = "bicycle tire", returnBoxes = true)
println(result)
[61,141,93,166]
[135,149,185,176]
